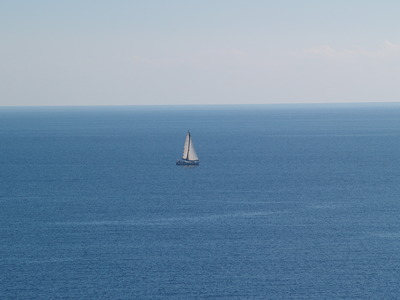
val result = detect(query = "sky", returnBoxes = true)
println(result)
[1,0,400,106]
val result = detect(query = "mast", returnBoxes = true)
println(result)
[186,130,190,160]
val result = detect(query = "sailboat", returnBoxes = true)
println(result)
[176,130,199,165]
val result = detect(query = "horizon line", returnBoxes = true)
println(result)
[1,100,400,108]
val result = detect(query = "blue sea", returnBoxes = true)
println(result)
[1,103,400,299]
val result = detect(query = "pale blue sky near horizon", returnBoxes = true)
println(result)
[1,1,400,106]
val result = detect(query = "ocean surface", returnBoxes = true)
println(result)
[1,103,400,299]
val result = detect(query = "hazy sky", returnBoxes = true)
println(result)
[1,1,400,106]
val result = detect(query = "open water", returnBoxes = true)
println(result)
[1,104,400,299]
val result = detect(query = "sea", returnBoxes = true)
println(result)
[1,103,400,299]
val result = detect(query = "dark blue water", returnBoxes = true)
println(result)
[1,104,400,299]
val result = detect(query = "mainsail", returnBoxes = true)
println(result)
[182,131,199,161]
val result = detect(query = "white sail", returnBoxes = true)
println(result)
[181,131,199,161]
[187,139,198,161]
[182,133,190,159]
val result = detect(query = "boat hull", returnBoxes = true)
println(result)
[176,159,199,166]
